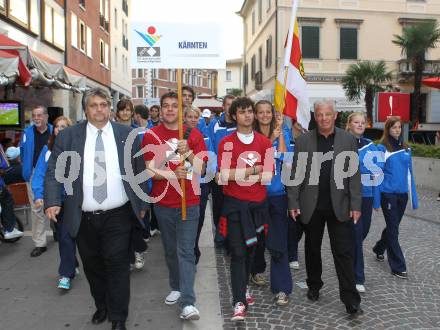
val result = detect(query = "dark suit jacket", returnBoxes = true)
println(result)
[44,121,149,238]
[286,127,361,224]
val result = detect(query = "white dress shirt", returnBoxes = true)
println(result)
[82,121,129,211]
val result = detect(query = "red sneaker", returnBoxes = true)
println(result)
[246,289,255,306]
[231,302,246,322]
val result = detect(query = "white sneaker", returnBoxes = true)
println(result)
[75,267,80,276]
[3,228,23,240]
[289,261,300,270]
[150,229,160,237]
[231,302,246,322]
[134,252,145,270]
[356,284,366,293]
[180,305,200,320]
[165,290,181,305]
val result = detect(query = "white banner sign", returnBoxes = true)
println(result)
[131,22,225,69]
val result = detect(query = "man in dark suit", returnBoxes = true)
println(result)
[287,99,362,315]
[44,88,149,330]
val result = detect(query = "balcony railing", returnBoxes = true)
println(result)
[255,71,263,90]
[398,59,440,76]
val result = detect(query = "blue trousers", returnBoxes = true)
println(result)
[352,197,373,284]
[57,207,78,278]
[373,193,408,273]
[154,205,199,308]
[268,195,292,295]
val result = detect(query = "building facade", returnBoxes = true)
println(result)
[65,0,111,119]
[239,0,440,119]
[131,68,218,106]
[110,0,131,109]
[0,0,83,122]
[217,58,243,97]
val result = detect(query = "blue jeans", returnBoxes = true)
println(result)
[57,207,79,278]
[352,197,373,284]
[374,193,408,273]
[154,205,199,308]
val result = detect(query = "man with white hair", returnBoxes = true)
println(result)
[287,99,362,315]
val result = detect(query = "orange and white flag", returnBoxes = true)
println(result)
[274,0,310,129]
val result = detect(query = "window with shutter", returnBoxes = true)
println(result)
[301,26,319,59]
[251,55,256,80]
[244,64,248,86]
[340,27,357,60]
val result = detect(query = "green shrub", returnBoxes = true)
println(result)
[408,143,440,159]
[372,141,440,159]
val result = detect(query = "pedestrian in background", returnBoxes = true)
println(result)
[254,100,293,306]
[31,116,79,290]
[184,105,212,265]
[4,146,25,185]
[373,116,418,279]
[287,99,362,315]
[346,112,382,293]
[207,94,236,248]
[0,145,23,240]
[116,98,138,129]
[20,105,53,257]
[147,105,161,129]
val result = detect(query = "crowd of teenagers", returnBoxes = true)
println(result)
[0,86,420,329]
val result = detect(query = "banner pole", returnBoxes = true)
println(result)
[177,68,187,220]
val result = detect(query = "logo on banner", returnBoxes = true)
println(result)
[135,26,162,63]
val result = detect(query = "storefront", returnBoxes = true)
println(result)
[0,34,86,143]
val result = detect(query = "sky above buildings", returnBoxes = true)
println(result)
[131,0,243,60]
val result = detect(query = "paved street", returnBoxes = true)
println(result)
[218,188,440,330]
[1,189,439,329]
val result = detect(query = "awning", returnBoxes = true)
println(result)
[0,49,32,86]
[193,97,223,110]
[0,33,86,92]
[422,77,440,89]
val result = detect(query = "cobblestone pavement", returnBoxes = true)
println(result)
[216,189,440,330]
[406,188,440,224]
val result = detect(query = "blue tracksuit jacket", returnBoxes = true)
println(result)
[376,143,418,210]
[267,126,294,197]
[20,124,53,182]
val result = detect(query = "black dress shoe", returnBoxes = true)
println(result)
[91,309,107,324]
[346,304,363,315]
[306,289,319,301]
[111,321,127,330]
[30,247,47,257]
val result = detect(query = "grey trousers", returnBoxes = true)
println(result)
[27,178,48,248]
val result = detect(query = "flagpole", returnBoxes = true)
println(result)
[278,0,299,114]
[177,68,187,220]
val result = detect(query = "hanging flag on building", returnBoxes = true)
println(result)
[274,0,310,130]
